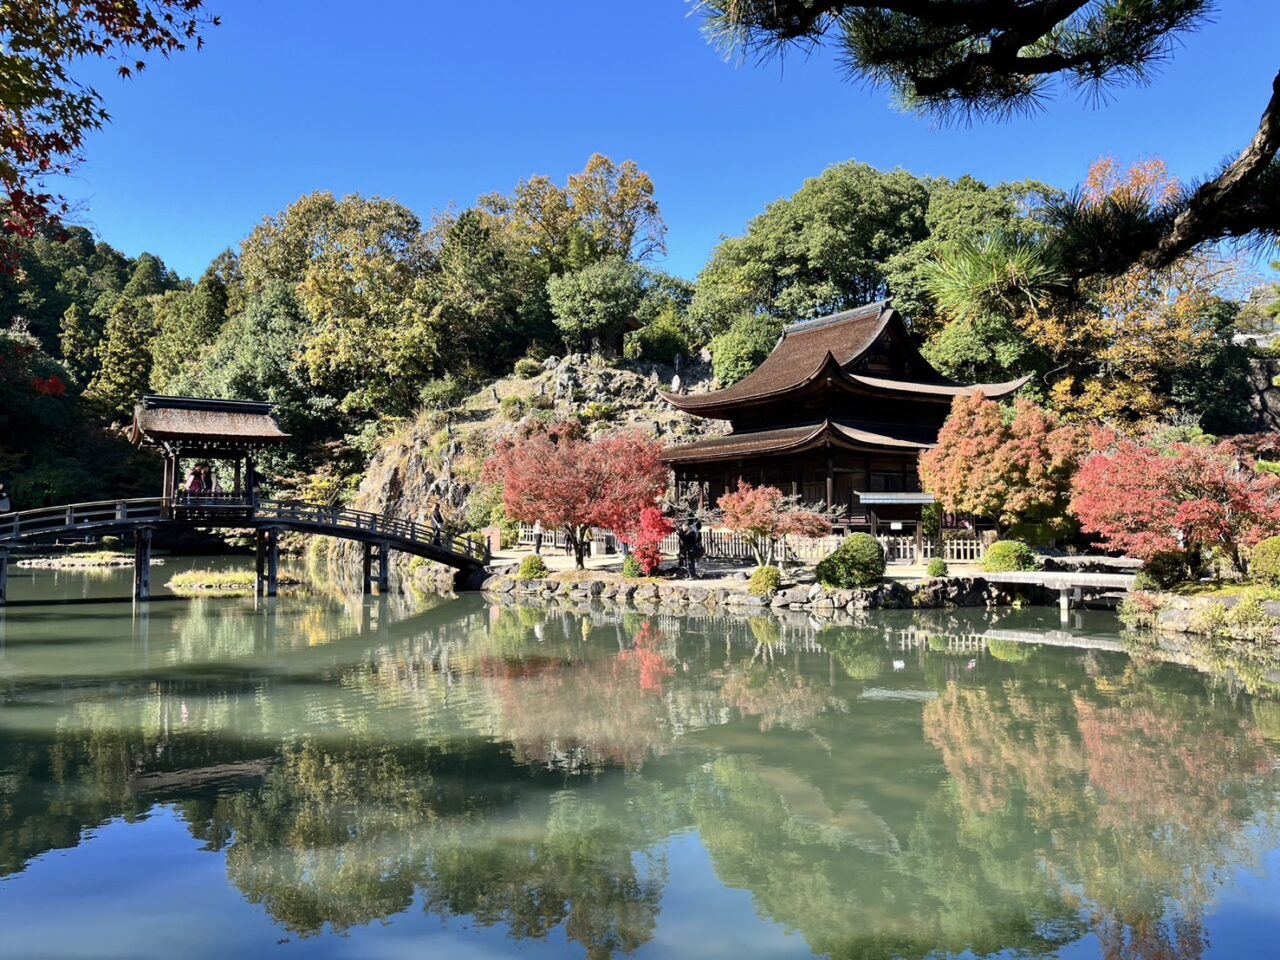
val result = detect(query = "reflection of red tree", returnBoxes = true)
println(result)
[718,665,830,733]
[488,649,671,771]
[923,686,1082,815]
[1074,695,1271,831]
[615,622,674,693]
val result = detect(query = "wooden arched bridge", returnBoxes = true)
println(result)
[0,395,492,605]
[0,496,489,604]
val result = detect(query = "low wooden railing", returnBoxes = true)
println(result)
[518,523,985,565]
[0,497,488,565]
[0,497,166,541]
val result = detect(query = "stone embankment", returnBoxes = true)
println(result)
[1138,591,1280,644]
[478,572,1051,615]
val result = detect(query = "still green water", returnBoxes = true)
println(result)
[2,565,1279,959]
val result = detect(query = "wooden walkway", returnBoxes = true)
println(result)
[0,496,489,603]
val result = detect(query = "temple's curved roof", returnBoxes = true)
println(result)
[663,302,1027,417]
[661,419,937,464]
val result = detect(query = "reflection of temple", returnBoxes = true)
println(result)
[661,302,1027,539]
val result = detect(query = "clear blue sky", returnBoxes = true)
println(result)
[65,0,1280,282]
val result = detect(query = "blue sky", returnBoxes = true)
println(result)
[65,0,1280,282]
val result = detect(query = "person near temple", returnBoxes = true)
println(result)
[532,519,543,555]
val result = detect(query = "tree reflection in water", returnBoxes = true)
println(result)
[0,597,1277,958]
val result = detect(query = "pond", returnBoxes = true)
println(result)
[1,564,1279,959]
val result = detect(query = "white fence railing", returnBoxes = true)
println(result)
[517,524,985,566]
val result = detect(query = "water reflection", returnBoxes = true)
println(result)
[1,585,1278,958]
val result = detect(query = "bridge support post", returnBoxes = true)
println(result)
[134,527,153,601]
[256,528,279,598]
[363,541,389,595]
[0,548,8,606]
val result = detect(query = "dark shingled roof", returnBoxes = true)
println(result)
[661,419,937,464]
[663,302,1027,416]
[131,396,290,449]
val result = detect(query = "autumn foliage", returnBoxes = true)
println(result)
[1071,435,1280,573]
[484,422,667,568]
[616,507,673,575]
[920,394,1081,539]
[718,481,830,566]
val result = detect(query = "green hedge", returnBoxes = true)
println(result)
[748,565,782,596]
[926,557,948,578]
[815,534,885,588]
[1251,536,1280,586]
[981,541,1036,573]
[621,554,644,578]
[515,555,549,580]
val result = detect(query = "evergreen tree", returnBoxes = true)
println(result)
[58,303,101,385]
[86,297,156,419]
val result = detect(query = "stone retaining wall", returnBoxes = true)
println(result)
[477,573,1055,616]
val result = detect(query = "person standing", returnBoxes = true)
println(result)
[532,519,543,555]
[0,483,10,513]
[431,502,445,545]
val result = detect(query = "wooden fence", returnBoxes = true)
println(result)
[517,524,985,565]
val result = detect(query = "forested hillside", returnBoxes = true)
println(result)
[1,153,1276,514]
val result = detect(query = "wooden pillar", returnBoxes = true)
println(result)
[825,450,834,510]
[256,529,266,596]
[234,458,242,498]
[265,529,279,598]
[362,541,373,595]
[914,518,924,565]
[134,527,153,601]
[869,509,878,539]
[0,548,8,606]
[377,543,389,594]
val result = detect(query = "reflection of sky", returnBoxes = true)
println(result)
[0,811,813,959]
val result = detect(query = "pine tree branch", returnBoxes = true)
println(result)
[1150,68,1280,267]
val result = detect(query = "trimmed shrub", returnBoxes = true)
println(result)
[1251,536,1280,586]
[1140,550,1191,590]
[620,554,644,578]
[926,557,948,578]
[748,565,783,597]
[514,356,542,379]
[515,554,549,580]
[815,534,886,589]
[981,540,1036,573]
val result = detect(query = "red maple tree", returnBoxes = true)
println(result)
[616,506,673,575]
[920,394,1081,537]
[1070,435,1280,572]
[718,480,830,566]
[484,422,667,568]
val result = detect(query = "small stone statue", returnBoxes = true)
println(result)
[670,373,682,394]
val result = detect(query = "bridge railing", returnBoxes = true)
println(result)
[254,499,488,563]
[0,498,165,542]
[1,496,488,564]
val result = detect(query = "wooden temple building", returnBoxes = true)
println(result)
[661,301,1028,541]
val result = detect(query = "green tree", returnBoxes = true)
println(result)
[85,297,156,419]
[240,191,437,417]
[696,1,1280,276]
[709,313,782,386]
[688,162,930,342]
[58,303,101,385]
[121,252,173,299]
[547,257,645,353]
[149,270,228,392]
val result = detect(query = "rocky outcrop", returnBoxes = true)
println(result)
[335,355,722,569]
